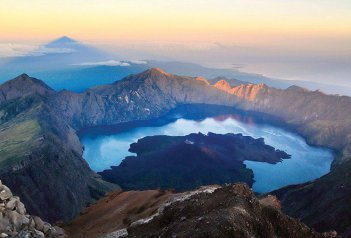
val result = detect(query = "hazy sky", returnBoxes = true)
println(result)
[0,0,351,86]
[1,0,351,42]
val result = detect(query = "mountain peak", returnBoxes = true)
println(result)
[287,85,308,92]
[0,74,54,103]
[18,73,30,78]
[214,79,231,90]
[138,67,172,78]
[195,76,210,85]
[147,68,171,76]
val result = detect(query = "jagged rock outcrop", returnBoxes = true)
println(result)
[98,184,338,238]
[210,76,247,87]
[0,180,65,238]
[194,76,210,85]
[213,79,267,101]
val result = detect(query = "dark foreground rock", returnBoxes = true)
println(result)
[99,184,338,238]
[99,132,290,191]
[0,180,65,238]
[273,159,351,237]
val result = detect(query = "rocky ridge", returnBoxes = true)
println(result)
[0,180,65,238]
[100,184,337,238]
[213,80,267,101]
[0,74,54,104]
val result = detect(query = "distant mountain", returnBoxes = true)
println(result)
[210,76,247,86]
[149,60,351,96]
[1,37,350,95]
[36,60,351,96]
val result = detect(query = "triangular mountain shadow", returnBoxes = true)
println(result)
[48,36,78,45]
[0,36,114,78]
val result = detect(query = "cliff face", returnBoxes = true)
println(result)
[231,83,351,156]
[213,79,351,161]
[214,80,267,101]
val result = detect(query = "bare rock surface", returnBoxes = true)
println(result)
[125,184,338,238]
[0,180,66,238]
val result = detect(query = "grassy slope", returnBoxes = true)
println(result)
[0,119,41,166]
[0,96,44,167]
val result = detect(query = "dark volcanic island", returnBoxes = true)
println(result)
[99,132,290,191]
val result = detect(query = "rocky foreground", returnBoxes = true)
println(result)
[125,184,338,238]
[67,184,338,238]
[0,181,65,238]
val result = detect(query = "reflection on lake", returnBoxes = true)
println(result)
[80,105,333,193]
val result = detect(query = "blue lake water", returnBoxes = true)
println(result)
[80,109,333,193]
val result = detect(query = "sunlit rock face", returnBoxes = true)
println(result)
[195,76,210,85]
[214,79,267,101]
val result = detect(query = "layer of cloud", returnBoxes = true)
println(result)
[31,46,76,56]
[129,60,148,64]
[0,43,75,57]
[72,60,131,67]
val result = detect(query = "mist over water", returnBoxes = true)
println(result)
[81,112,333,193]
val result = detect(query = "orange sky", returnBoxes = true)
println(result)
[1,0,350,46]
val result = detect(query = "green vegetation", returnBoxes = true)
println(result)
[0,118,41,167]
[0,94,46,167]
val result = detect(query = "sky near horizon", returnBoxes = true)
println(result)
[1,0,351,42]
[0,0,351,86]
